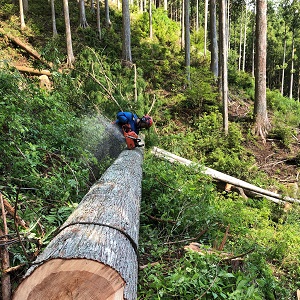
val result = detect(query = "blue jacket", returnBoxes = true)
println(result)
[115,112,139,134]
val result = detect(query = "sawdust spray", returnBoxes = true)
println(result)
[81,114,126,179]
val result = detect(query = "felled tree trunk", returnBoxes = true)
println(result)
[13,147,144,300]
[152,147,300,205]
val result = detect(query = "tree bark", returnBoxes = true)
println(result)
[1,194,11,300]
[209,0,218,78]
[50,0,58,36]
[79,0,89,28]
[122,0,132,65]
[254,0,270,140]
[63,0,75,67]
[281,24,286,95]
[151,147,300,205]
[220,0,228,135]
[14,66,52,76]
[289,32,295,99]
[13,148,144,300]
[105,0,112,27]
[204,0,208,56]
[96,0,101,39]
[149,0,153,39]
[19,0,26,30]
[184,0,190,84]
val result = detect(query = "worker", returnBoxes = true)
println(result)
[114,112,153,134]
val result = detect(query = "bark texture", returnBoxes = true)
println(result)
[122,0,132,65]
[13,148,144,300]
[209,0,218,78]
[254,0,270,139]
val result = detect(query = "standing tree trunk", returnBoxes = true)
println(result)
[96,0,101,39]
[220,0,228,135]
[19,0,26,30]
[289,32,295,99]
[91,0,95,14]
[63,0,75,67]
[79,0,89,28]
[204,0,208,56]
[184,0,190,84]
[242,8,248,72]
[281,24,287,95]
[149,0,153,39]
[22,0,28,13]
[50,0,58,37]
[164,0,167,10]
[122,0,132,65]
[196,0,199,32]
[238,10,243,71]
[1,194,11,300]
[13,148,144,300]
[253,0,270,140]
[210,0,218,78]
[252,19,255,77]
[181,0,184,50]
[105,0,112,27]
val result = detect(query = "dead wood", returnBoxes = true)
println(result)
[163,229,208,245]
[0,28,52,67]
[14,65,52,76]
[1,194,12,300]
[152,147,300,205]
[2,195,28,229]
[217,224,230,251]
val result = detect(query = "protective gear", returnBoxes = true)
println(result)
[140,115,153,128]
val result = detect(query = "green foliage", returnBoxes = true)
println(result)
[159,111,258,181]
[139,252,263,300]
[132,8,183,90]
[267,90,300,147]
[140,157,293,299]
[182,67,219,111]
[0,68,95,262]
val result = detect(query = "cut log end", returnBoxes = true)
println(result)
[13,259,125,300]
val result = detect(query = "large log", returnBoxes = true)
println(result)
[13,147,144,300]
[152,147,300,205]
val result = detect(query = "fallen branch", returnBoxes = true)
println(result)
[14,66,52,76]
[0,29,52,68]
[163,229,207,245]
[152,147,300,205]
[3,264,26,274]
[146,214,176,224]
[2,195,28,229]
[1,193,12,300]
[217,225,230,251]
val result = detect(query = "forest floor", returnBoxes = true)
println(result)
[228,93,300,197]
[1,27,299,198]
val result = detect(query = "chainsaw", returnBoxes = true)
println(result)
[122,124,144,150]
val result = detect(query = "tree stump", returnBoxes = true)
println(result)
[13,147,144,300]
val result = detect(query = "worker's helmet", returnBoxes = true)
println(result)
[140,115,153,128]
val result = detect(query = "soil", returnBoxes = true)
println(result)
[228,94,300,195]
